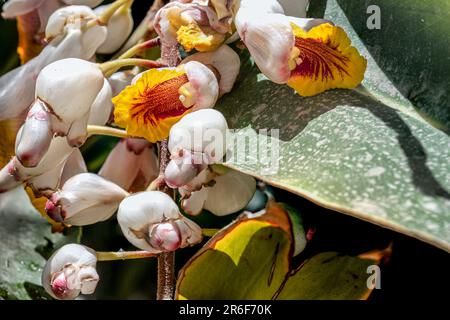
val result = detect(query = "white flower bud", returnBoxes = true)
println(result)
[99,139,158,191]
[184,61,220,110]
[42,244,99,300]
[46,5,107,59]
[117,191,203,253]
[235,11,294,84]
[94,3,134,54]
[168,109,228,163]
[164,151,207,188]
[45,173,128,225]
[182,169,256,216]
[0,6,107,121]
[15,100,53,168]
[88,79,113,126]
[182,45,240,96]
[35,58,105,146]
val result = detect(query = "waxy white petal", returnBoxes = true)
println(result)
[36,58,104,124]
[184,61,219,110]
[88,79,113,126]
[15,100,53,168]
[46,172,128,225]
[169,109,228,162]
[42,244,98,300]
[94,3,134,54]
[235,11,294,83]
[117,191,202,252]
[182,169,256,216]
[1,0,45,18]
[99,139,158,191]
[182,45,240,96]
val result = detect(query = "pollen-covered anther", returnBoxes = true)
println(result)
[178,82,196,108]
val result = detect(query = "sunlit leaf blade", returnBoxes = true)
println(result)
[176,201,387,300]
[176,201,293,300]
[216,0,450,252]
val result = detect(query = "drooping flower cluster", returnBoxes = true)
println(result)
[0,0,358,300]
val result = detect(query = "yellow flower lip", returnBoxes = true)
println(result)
[287,22,367,97]
[176,21,225,52]
[113,67,194,143]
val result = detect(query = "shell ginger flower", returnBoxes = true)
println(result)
[113,61,219,143]
[235,9,367,96]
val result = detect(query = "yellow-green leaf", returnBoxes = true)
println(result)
[176,202,387,300]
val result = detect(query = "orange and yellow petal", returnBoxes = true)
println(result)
[287,23,367,97]
[176,22,225,52]
[113,67,193,143]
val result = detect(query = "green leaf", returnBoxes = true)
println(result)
[176,201,383,300]
[276,252,375,300]
[176,201,292,299]
[0,189,65,300]
[309,0,450,130]
[216,0,450,252]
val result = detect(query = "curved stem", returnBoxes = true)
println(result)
[85,0,132,30]
[87,125,129,139]
[99,58,166,78]
[97,250,157,261]
[118,37,160,59]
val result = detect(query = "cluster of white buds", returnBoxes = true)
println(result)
[165,109,228,188]
[118,191,203,253]
[25,58,104,154]
[42,244,99,300]
[0,4,108,120]
[0,57,114,195]
[0,0,135,120]
[45,173,128,225]
[164,108,257,216]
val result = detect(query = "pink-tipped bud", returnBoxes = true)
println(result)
[117,191,203,253]
[15,100,53,168]
[149,222,182,252]
[42,244,99,300]
[164,152,206,188]
[45,173,128,226]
